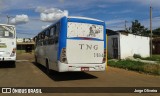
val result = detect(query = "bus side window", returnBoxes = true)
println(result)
[42,32,45,39]
[45,29,49,39]
[34,36,37,46]
[56,23,60,35]
[37,34,40,46]
[38,34,41,41]
[44,30,49,45]
[53,26,56,36]
[50,27,54,37]
[40,33,44,46]
[55,23,60,44]
[50,27,56,44]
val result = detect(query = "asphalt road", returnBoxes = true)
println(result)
[0,53,159,96]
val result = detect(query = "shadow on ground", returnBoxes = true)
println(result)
[32,62,98,81]
[0,61,16,68]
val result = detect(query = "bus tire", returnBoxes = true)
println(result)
[11,61,16,68]
[46,59,51,74]
[35,55,38,64]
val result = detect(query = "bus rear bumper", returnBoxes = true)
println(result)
[57,61,106,72]
[0,57,16,61]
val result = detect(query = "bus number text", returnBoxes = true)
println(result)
[94,53,104,57]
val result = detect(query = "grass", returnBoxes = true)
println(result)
[108,59,160,75]
[141,55,160,63]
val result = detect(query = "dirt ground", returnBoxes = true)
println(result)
[0,53,159,96]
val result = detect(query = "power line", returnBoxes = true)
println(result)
[0,14,41,22]
[17,32,37,35]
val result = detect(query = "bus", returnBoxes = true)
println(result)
[34,16,106,72]
[0,24,16,64]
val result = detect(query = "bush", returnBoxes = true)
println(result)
[141,55,160,62]
[108,60,160,75]
[133,54,141,58]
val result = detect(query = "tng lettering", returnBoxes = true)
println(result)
[79,44,98,50]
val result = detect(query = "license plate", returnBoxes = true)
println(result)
[81,67,89,71]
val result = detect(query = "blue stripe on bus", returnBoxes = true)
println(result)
[58,17,67,60]
[68,18,105,25]
[104,24,106,49]
[67,37,104,41]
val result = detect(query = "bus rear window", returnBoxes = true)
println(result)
[67,22,104,40]
[0,25,15,38]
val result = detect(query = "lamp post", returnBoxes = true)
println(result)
[7,15,10,24]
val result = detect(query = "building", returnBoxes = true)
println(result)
[17,38,35,52]
[107,30,150,59]
[153,37,160,54]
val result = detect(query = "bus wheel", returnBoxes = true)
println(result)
[46,60,51,74]
[11,61,16,68]
[35,55,38,64]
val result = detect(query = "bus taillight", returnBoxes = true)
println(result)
[10,48,16,57]
[12,48,16,53]
[103,49,106,63]
[60,48,68,64]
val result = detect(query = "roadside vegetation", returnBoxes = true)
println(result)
[116,19,160,75]
[108,59,160,75]
[133,54,160,63]
[141,55,160,63]
[127,20,160,37]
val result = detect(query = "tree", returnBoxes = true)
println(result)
[130,20,148,35]
[153,27,160,36]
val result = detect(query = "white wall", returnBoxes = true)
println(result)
[120,34,150,59]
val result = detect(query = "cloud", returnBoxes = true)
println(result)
[107,16,160,31]
[15,18,51,38]
[10,14,29,25]
[106,19,125,25]
[109,10,133,14]
[133,0,160,8]
[42,25,50,29]
[0,0,9,10]
[59,0,65,3]
[141,16,160,29]
[35,7,68,22]
[106,18,133,31]
[35,6,46,13]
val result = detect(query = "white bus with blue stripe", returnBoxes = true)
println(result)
[34,16,106,72]
[0,24,16,64]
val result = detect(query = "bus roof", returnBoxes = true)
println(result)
[68,16,104,22]
[35,16,105,36]
[0,24,15,27]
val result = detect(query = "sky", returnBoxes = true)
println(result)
[0,0,160,38]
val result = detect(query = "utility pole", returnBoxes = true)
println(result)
[150,6,152,57]
[125,20,127,31]
[7,15,10,24]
